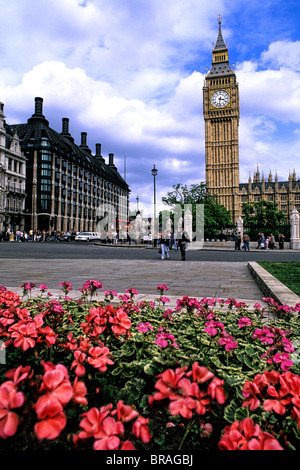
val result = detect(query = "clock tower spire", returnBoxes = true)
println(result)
[203,15,240,223]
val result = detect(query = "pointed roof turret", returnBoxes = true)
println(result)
[208,15,234,77]
[214,14,227,51]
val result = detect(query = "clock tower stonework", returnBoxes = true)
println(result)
[203,16,240,223]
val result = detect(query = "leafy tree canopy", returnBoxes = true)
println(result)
[161,183,232,238]
[242,200,286,236]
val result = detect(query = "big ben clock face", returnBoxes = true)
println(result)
[211,90,230,108]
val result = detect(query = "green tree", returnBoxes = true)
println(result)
[161,183,232,239]
[242,200,287,238]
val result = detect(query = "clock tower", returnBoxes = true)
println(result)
[203,15,240,223]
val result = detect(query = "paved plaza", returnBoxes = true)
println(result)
[0,242,299,310]
[0,257,274,309]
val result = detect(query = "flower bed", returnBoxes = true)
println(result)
[0,281,299,450]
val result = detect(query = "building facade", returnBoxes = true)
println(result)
[203,17,300,224]
[0,103,26,232]
[240,167,300,218]
[6,97,130,234]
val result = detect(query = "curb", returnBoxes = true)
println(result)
[248,261,300,307]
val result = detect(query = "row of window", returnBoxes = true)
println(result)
[241,194,300,202]
[40,151,124,191]
[6,195,25,212]
[7,158,24,174]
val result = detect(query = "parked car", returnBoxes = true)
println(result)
[59,231,77,242]
[75,232,101,242]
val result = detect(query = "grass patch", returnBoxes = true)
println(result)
[258,261,300,297]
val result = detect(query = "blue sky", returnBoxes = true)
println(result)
[0,0,299,216]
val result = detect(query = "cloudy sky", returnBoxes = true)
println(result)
[0,0,299,216]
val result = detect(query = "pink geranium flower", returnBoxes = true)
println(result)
[136,322,153,333]
[218,333,238,352]
[157,284,168,292]
[238,317,252,328]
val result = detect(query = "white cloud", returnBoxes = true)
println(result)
[237,63,300,123]
[261,40,300,71]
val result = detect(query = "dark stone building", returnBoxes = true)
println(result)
[6,97,130,234]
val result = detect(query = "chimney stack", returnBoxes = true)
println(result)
[81,132,87,147]
[34,97,44,117]
[96,143,101,156]
[60,117,74,142]
[108,153,117,169]
[28,97,49,125]
[79,132,91,154]
[62,118,69,134]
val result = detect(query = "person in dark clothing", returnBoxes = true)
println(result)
[160,230,170,260]
[235,232,241,250]
[178,228,190,261]
[278,233,285,249]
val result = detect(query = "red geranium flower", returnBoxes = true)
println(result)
[0,383,24,438]
[34,401,66,440]
[109,308,131,337]
[218,418,283,450]
[132,416,151,443]
[93,416,124,450]
[87,346,114,372]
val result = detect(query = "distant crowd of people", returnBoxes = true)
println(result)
[0,228,70,242]
[234,231,286,251]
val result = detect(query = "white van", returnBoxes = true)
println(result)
[75,232,101,242]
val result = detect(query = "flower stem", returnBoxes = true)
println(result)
[178,419,195,450]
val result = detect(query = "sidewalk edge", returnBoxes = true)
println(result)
[248,261,300,307]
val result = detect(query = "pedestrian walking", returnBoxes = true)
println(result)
[269,233,276,250]
[174,231,178,250]
[242,233,250,251]
[260,233,266,249]
[160,230,170,260]
[178,228,190,261]
[256,233,261,249]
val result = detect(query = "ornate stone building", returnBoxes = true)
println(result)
[5,97,130,233]
[0,103,26,231]
[203,17,300,224]
[240,167,300,218]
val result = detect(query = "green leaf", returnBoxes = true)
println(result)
[144,362,158,376]
[224,399,248,423]
[243,355,254,369]
[223,399,239,423]
[245,345,256,356]
[234,406,249,421]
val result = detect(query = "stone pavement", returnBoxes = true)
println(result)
[1,258,270,309]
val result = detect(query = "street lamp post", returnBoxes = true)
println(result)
[151,164,158,247]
